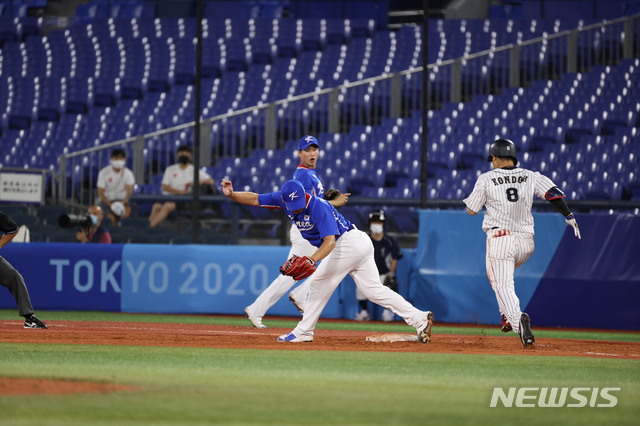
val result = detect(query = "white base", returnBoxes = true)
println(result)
[366,334,418,343]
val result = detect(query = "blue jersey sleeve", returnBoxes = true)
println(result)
[257,192,283,209]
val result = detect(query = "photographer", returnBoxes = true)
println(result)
[75,205,112,244]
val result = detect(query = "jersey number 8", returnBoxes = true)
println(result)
[506,187,519,202]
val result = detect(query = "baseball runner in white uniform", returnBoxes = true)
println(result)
[222,179,434,343]
[463,139,581,347]
[243,135,349,329]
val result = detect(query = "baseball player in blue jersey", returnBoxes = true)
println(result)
[222,179,434,343]
[243,135,349,328]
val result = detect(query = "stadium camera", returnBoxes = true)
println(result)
[58,214,92,229]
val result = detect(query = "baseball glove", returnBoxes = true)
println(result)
[280,255,317,281]
[324,188,341,201]
[383,274,398,292]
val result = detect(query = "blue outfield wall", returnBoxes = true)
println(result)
[0,211,638,329]
[1,243,123,312]
[0,243,353,319]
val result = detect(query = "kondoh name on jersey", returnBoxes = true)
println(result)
[491,175,529,186]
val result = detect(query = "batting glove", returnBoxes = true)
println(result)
[565,213,581,239]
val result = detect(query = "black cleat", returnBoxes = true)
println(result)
[24,315,48,329]
[519,313,535,347]
[501,314,513,333]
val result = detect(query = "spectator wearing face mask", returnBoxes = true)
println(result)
[148,145,215,228]
[75,205,112,244]
[97,148,135,225]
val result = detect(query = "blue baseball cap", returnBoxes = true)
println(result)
[297,135,319,150]
[281,180,307,211]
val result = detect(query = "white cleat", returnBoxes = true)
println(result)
[277,332,313,342]
[417,311,434,343]
[354,310,370,322]
[244,307,267,329]
[381,309,395,322]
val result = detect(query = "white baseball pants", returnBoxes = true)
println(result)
[355,273,389,301]
[246,225,316,317]
[292,229,426,339]
[485,230,535,334]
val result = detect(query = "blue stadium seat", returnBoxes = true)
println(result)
[1,15,638,206]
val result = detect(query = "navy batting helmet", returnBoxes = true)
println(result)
[368,210,386,223]
[487,138,518,166]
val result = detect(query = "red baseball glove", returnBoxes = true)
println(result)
[279,255,317,281]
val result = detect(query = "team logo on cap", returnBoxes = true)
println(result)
[305,136,314,143]
[288,191,299,200]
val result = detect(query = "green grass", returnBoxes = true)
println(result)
[1,310,639,425]
[0,344,638,425]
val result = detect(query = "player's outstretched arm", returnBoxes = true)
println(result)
[221,179,259,206]
[545,187,581,239]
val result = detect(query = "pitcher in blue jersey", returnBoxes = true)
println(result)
[221,179,434,343]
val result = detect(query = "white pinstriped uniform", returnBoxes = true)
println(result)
[463,167,556,334]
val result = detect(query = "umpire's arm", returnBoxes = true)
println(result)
[0,211,18,249]
[0,232,17,249]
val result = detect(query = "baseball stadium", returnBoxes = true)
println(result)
[0,0,639,424]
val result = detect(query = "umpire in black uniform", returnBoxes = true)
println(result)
[0,209,47,329]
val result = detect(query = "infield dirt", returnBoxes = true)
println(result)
[2,320,638,359]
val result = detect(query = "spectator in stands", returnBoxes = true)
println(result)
[148,145,215,228]
[355,209,403,322]
[0,209,48,329]
[97,148,135,225]
[75,205,112,244]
